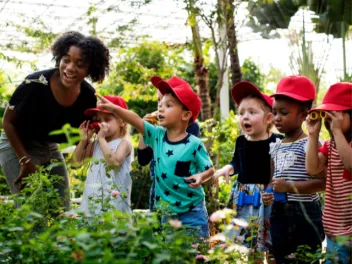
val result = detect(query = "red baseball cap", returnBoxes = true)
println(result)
[311,82,352,112]
[84,95,128,116]
[231,81,273,108]
[151,76,202,122]
[271,75,316,101]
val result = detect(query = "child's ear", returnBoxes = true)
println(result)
[265,112,274,125]
[182,111,192,122]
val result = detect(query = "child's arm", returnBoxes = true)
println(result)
[97,123,132,168]
[72,121,94,167]
[306,116,327,175]
[96,94,145,135]
[272,169,326,194]
[137,136,153,166]
[185,167,214,189]
[328,111,352,172]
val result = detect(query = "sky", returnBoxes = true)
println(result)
[0,0,351,89]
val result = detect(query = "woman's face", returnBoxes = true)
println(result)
[59,45,89,89]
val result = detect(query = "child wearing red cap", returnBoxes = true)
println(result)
[96,77,214,240]
[213,81,282,262]
[262,75,326,263]
[305,82,352,264]
[72,95,133,216]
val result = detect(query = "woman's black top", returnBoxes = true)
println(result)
[9,69,96,144]
[229,133,283,184]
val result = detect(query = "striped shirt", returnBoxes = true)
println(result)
[319,139,352,237]
[270,138,319,202]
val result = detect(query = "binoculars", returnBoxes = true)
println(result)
[237,191,261,207]
[266,188,287,203]
[89,121,100,133]
[309,111,326,120]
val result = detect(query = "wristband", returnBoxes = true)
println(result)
[18,156,28,164]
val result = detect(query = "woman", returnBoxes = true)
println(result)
[0,31,110,210]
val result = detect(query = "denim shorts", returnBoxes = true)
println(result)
[0,132,70,210]
[161,200,209,240]
[270,200,325,263]
[325,237,352,264]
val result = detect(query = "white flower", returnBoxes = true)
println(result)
[168,219,182,229]
[209,208,233,222]
[38,74,48,85]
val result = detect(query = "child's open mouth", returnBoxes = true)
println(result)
[244,123,251,129]
[158,115,165,122]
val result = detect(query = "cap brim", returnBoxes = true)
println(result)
[271,92,312,101]
[84,108,112,116]
[232,81,272,107]
[151,76,163,88]
[310,103,351,112]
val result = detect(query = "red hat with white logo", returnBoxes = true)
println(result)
[231,81,273,108]
[84,95,128,116]
[271,75,316,101]
[151,76,202,122]
[311,82,352,112]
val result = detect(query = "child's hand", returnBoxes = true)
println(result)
[262,192,274,206]
[96,94,117,113]
[184,174,202,189]
[79,121,94,142]
[213,168,230,185]
[213,165,232,185]
[272,178,290,192]
[325,111,344,134]
[97,122,109,139]
[306,115,322,136]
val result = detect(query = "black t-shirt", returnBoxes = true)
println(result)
[9,68,97,144]
[229,133,284,184]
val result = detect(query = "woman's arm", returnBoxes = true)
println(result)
[2,107,37,189]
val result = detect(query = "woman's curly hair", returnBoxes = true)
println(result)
[51,31,110,83]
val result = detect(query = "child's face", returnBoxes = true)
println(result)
[96,112,125,140]
[238,98,272,140]
[158,94,190,128]
[272,98,305,134]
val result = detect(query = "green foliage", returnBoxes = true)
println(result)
[241,58,264,91]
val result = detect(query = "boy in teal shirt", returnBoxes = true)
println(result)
[96,76,214,239]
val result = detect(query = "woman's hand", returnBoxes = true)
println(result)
[262,192,274,206]
[14,160,37,191]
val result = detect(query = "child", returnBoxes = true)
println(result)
[263,76,326,263]
[73,95,133,216]
[137,80,200,211]
[96,76,214,239]
[213,81,282,262]
[305,82,352,264]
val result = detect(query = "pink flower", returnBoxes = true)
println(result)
[209,208,233,222]
[191,243,199,249]
[195,255,208,261]
[111,190,120,198]
[288,253,295,259]
[168,219,182,229]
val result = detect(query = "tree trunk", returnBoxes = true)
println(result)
[188,2,212,120]
[225,0,242,87]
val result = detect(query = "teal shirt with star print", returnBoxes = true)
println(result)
[143,121,213,214]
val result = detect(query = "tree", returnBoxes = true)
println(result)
[184,0,212,120]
